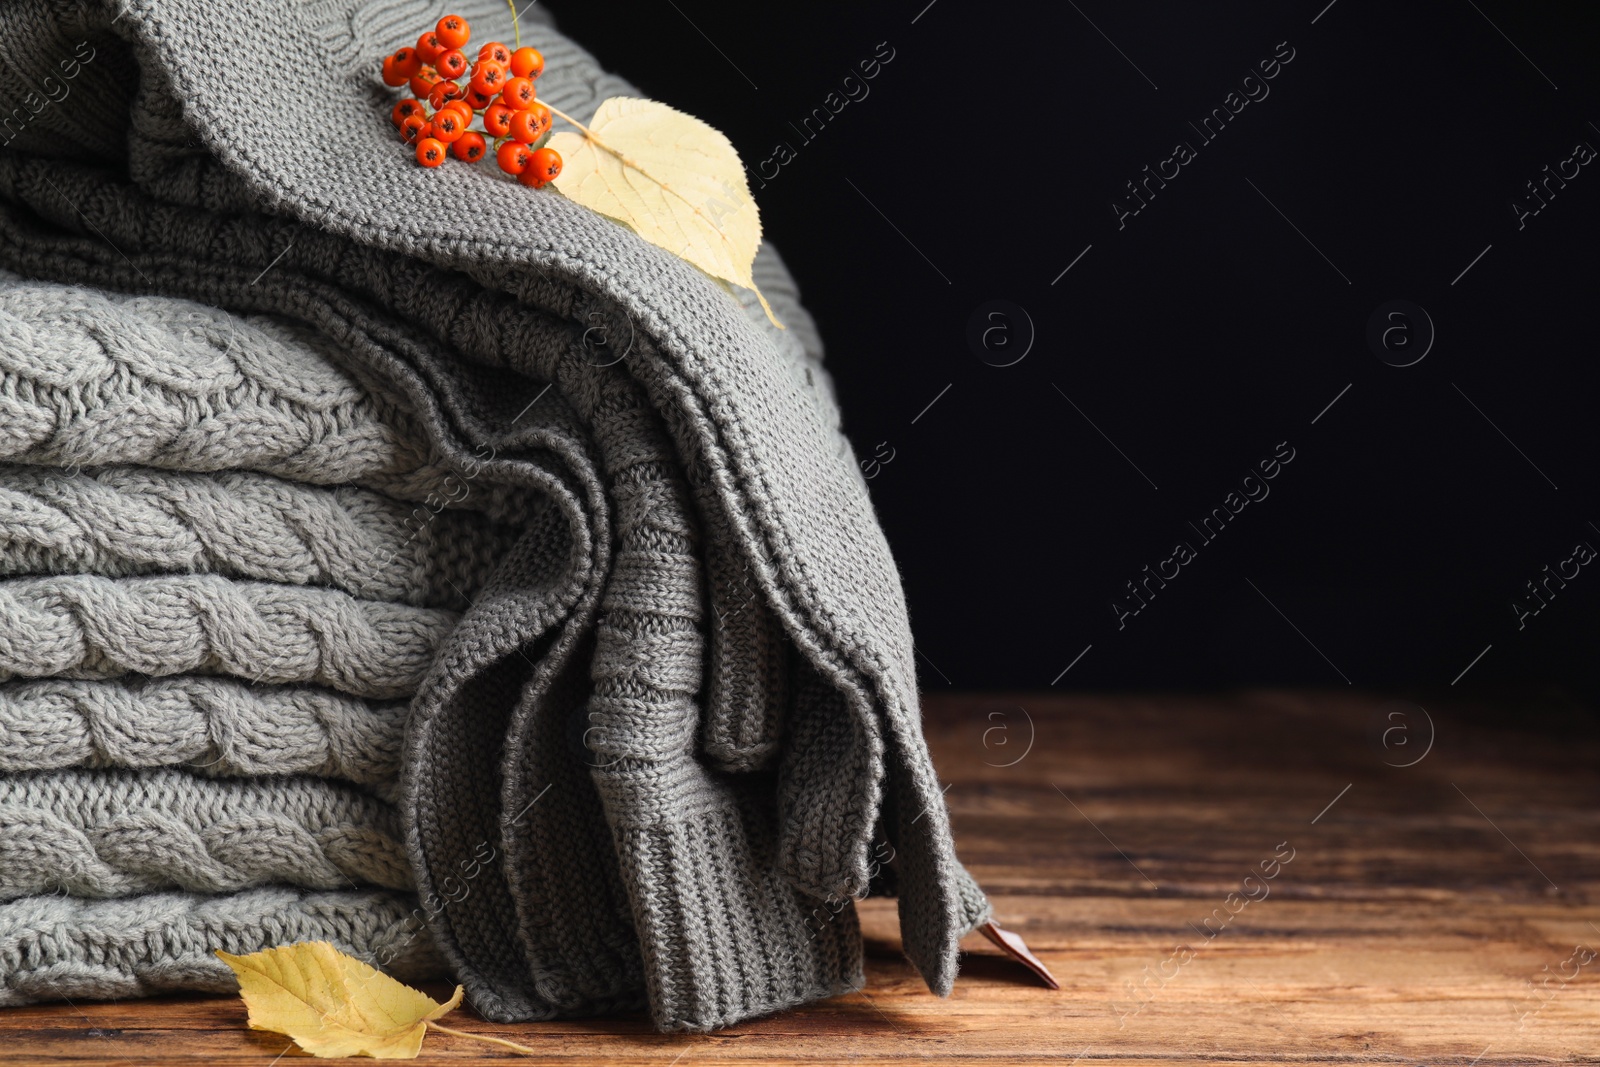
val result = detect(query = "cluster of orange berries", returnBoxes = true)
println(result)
[381,14,562,186]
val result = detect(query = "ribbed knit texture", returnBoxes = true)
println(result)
[0,0,992,1031]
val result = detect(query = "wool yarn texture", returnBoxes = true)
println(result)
[0,276,518,1000]
[0,0,992,1032]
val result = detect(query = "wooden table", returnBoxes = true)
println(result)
[5,690,1597,1064]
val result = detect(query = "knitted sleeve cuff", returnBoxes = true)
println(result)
[596,779,865,1031]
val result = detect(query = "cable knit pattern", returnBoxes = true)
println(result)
[0,465,522,608]
[0,677,405,786]
[0,888,446,1006]
[0,574,457,698]
[0,769,410,899]
[0,278,489,509]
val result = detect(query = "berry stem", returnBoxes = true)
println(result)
[427,1021,539,1055]
[506,0,521,48]
[541,102,589,137]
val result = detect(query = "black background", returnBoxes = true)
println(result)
[552,0,1600,702]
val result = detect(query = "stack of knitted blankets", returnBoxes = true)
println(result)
[0,0,992,1033]
[0,277,497,996]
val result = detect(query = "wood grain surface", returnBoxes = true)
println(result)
[4,689,1597,1064]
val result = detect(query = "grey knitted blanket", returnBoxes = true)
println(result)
[0,275,505,1004]
[0,0,991,1032]
[0,276,510,1000]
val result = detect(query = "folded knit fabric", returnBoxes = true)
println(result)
[0,769,410,899]
[0,889,444,1006]
[0,277,519,1001]
[0,465,522,606]
[0,677,407,788]
[0,0,992,1032]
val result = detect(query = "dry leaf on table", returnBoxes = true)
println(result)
[545,96,783,329]
[216,941,547,1060]
[217,942,460,1059]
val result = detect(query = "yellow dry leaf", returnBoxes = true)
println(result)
[216,941,463,1059]
[547,96,783,329]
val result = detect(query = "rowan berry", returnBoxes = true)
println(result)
[391,98,426,126]
[496,140,531,175]
[392,47,422,77]
[435,14,470,50]
[384,17,556,182]
[509,102,549,143]
[416,137,448,167]
[409,65,439,98]
[509,47,544,79]
[427,80,463,109]
[399,112,429,144]
[430,109,467,142]
[437,49,468,79]
[471,60,506,96]
[523,146,562,185]
[415,32,444,63]
[483,103,513,138]
[501,76,536,110]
